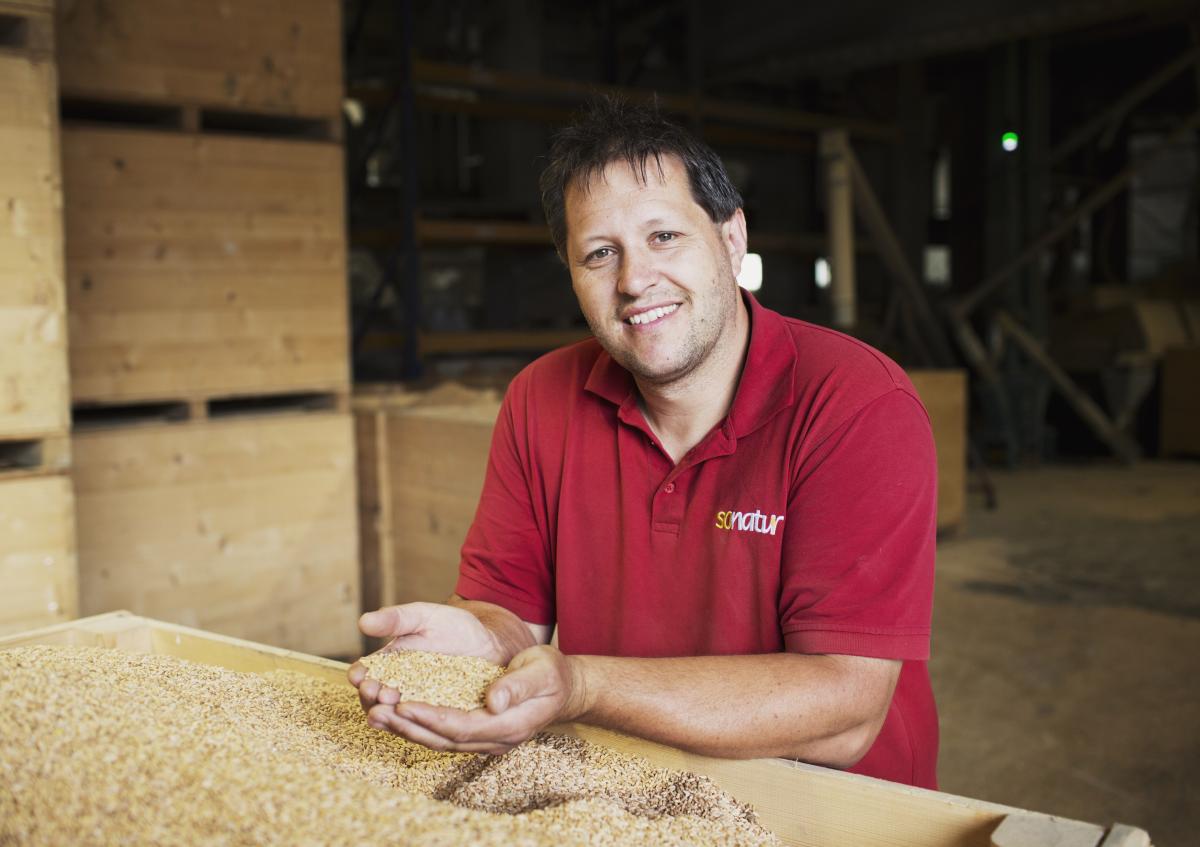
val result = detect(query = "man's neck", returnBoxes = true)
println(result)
[635,301,751,465]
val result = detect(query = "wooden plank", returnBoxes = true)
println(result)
[56,0,342,120]
[0,50,69,438]
[907,370,967,533]
[0,475,77,636]
[62,127,350,402]
[72,412,361,656]
[1,612,1143,847]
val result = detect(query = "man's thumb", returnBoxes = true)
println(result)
[359,606,412,637]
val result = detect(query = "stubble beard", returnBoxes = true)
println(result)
[589,276,738,389]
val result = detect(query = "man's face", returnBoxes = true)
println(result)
[563,155,746,388]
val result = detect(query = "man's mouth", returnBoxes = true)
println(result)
[625,304,679,326]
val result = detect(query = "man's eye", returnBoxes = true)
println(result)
[587,247,614,262]
[653,232,677,243]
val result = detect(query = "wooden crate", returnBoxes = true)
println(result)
[73,411,360,657]
[908,369,968,533]
[1160,345,1200,457]
[56,0,342,121]
[0,8,70,442]
[0,475,77,636]
[0,612,1150,847]
[62,126,350,404]
[355,385,501,611]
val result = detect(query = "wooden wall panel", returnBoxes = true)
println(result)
[0,49,69,437]
[73,412,361,656]
[62,127,350,403]
[56,0,342,119]
[0,475,77,636]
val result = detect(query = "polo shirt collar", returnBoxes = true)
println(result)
[583,290,797,440]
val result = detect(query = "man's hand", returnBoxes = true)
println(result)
[347,602,504,715]
[364,644,589,755]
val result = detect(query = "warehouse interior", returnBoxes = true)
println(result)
[1,0,1198,844]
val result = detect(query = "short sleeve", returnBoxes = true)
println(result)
[779,388,937,660]
[455,380,556,626]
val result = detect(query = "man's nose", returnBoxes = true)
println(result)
[617,247,656,297]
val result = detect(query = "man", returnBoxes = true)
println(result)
[350,98,939,788]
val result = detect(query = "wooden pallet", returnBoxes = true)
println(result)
[0,612,1153,847]
[72,388,349,431]
[0,3,70,444]
[0,1,52,56]
[0,475,76,636]
[72,412,360,658]
[60,95,341,142]
[56,0,342,125]
[0,432,69,480]
[62,126,350,405]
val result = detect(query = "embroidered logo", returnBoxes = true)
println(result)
[714,510,785,536]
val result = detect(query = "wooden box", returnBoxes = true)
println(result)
[73,411,360,656]
[0,612,1150,847]
[908,369,967,533]
[62,127,350,404]
[1160,345,1200,457]
[0,475,77,636]
[354,385,501,611]
[0,8,70,441]
[56,0,343,120]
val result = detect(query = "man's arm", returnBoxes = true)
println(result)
[359,598,899,765]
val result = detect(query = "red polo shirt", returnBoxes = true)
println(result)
[456,292,939,788]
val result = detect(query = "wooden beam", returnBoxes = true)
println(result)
[956,111,1200,319]
[844,145,956,365]
[1050,45,1200,165]
[994,311,1140,463]
[353,220,859,254]
[820,130,857,328]
[351,58,897,141]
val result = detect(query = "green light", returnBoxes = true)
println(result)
[1001,131,1020,152]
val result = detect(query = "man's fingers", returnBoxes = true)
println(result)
[367,704,510,754]
[347,662,366,686]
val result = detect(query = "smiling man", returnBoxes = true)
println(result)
[350,98,940,788]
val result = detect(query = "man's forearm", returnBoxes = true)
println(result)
[568,652,900,766]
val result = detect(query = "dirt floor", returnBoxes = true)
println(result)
[932,460,1200,847]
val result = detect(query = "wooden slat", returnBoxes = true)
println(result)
[72,413,361,657]
[62,127,350,403]
[0,475,77,635]
[0,50,69,438]
[56,0,342,120]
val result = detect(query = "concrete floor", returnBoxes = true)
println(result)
[932,461,1200,847]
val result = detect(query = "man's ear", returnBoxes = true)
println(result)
[721,209,748,276]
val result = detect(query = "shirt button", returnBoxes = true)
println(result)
[663,482,675,493]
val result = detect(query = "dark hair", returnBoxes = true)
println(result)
[538,96,743,262]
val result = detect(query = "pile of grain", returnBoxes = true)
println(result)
[0,646,776,846]
[359,649,505,710]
